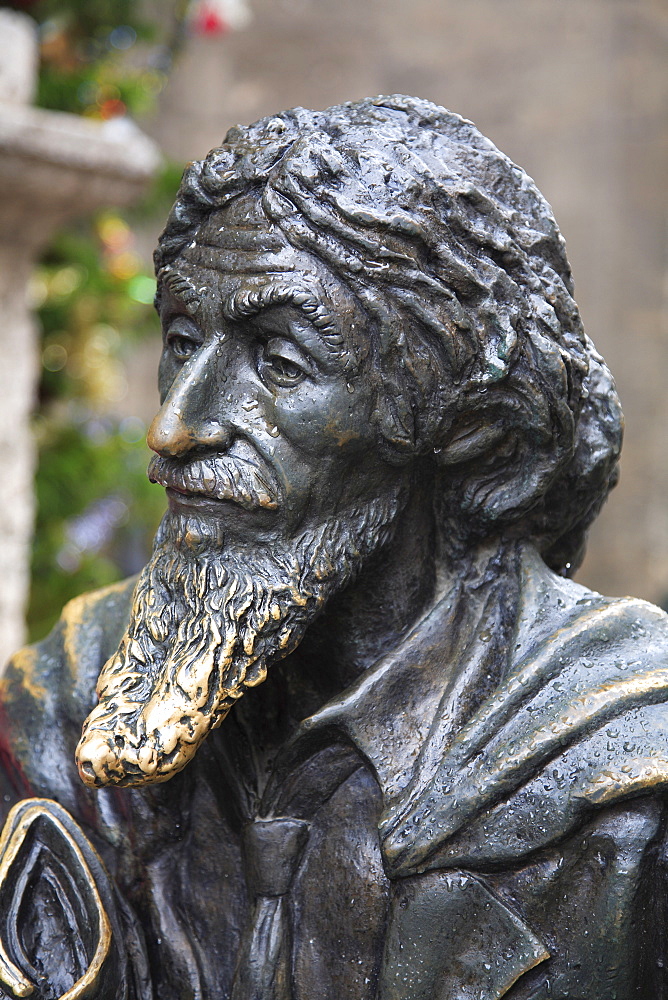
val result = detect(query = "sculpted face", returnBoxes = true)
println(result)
[147,192,397,545]
[75,194,409,788]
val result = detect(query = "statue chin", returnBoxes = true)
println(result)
[72,511,303,790]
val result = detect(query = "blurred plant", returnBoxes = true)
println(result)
[26,158,187,642]
[3,0,252,120]
[0,0,194,640]
[4,0,164,117]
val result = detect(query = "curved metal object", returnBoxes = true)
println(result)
[0,798,111,1000]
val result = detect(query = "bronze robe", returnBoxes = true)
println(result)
[1,544,668,999]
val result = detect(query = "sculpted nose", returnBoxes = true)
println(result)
[147,347,232,458]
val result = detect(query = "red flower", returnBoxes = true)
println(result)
[191,3,230,36]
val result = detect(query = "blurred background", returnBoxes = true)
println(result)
[0,0,666,656]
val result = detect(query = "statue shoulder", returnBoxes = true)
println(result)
[381,562,668,876]
[516,544,668,668]
[2,577,136,714]
[52,576,137,703]
[561,587,668,671]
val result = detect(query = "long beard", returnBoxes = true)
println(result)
[76,500,400,788]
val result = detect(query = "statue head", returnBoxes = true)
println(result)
[75,96,622,789]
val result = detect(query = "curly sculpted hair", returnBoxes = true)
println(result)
[155,95,623,575]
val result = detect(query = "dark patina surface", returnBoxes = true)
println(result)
[1,96,667,1000]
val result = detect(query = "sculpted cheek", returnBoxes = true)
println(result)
[284,404,361,459]
[276,382,373,457]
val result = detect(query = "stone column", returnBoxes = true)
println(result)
[0,11,160,668]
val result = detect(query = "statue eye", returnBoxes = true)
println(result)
[166,329,199,361]
[259,339,309,388]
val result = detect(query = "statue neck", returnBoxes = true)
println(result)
[292,476,440,698]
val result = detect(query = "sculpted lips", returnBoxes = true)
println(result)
[147,446,282,512]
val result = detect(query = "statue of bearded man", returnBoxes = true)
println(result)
[1,96,668,1000]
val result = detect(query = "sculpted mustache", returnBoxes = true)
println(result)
[147,454,282,511]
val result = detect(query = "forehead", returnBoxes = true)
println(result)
[161,192,360,328]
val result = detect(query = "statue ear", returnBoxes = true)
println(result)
[437,418,506,466]
[373,381,416,454]
[437,397,563,523]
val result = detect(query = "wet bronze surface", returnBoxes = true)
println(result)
[1,96,667,998]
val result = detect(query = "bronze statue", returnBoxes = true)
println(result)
[1,95,667,1000]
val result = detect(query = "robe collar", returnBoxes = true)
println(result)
[269,542,668,875]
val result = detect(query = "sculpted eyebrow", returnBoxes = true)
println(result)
[155,267,204,318]
[223,285,346,353]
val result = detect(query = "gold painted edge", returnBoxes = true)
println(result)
[0,799,112,1000]
[498,946,551,998]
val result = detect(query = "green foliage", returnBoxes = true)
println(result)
[29,420,165,641]
[32,0,150,36]
[26,162,185,641]
[0,0,188,641]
